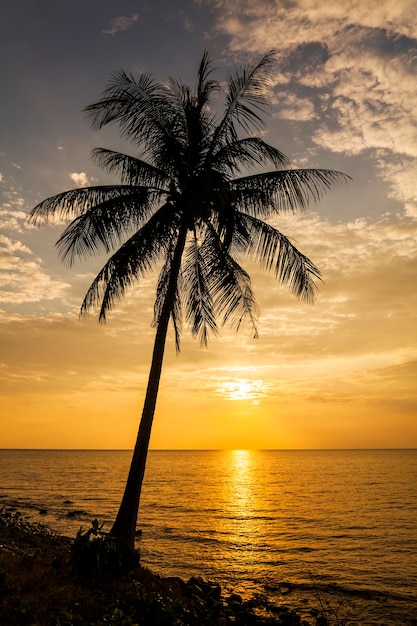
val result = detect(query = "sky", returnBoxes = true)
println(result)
[0,0,416,450]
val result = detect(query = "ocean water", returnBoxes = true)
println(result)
[0,449,416,624]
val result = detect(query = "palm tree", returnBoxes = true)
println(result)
[29,51,349,553]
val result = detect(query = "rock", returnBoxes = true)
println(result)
[229,600,243,614]
[186,581,204,598]
[185,575,223,607]
[228,592,243,605]
[206,581,222,602]
[189,594,206,609]
[164,576,184,591]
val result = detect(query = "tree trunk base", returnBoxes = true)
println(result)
[70,522,140,579]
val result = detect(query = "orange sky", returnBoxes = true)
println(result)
[1,0,416,449]
[1,211,416,449]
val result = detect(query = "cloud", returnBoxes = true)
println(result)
[0,179,31,233]
[312,45,417,159]
[102,13,139,35]
[273,91,317,122]
[0,207,28,232]
[209,0,417,220]
[374,155,417,219]
[215,2,417,150]
[0,235,70,305]
[69,172,96,187]
[211,0,417,45]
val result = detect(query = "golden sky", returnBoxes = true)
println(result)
[1,0,416,449]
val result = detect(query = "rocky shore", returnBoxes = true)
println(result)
[0,507,321,625]
[2,507,416,625]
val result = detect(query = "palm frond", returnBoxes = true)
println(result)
[233,169,351,217]
[162,79,216,181]
[81,203,180,321]
[218,208,253,254]
[83,70,159,133]
[56,188,163,266]
[29,186,144,225]
[197,51,219,109]
[209,50,276,156]
[239,213,321,303]
[91,148,171,187]
[201,224,259,337]
[226,51,276,132]
[212,137,292,175]
[83,70,184,177]
[215,255,259,337]
[182,234,218,346]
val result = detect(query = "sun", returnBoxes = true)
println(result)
[219,378,265,401]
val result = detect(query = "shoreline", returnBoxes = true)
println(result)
[0,507,308,625]
[1,507,416,625]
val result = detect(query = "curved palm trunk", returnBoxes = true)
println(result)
[110,225,187,550]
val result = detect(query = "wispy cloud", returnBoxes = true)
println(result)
[0,177,31,233]
[102,13,139,36]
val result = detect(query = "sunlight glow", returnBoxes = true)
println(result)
[219,378,265,401]
[232,449,251,465]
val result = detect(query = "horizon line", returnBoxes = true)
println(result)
[1,447,416,452]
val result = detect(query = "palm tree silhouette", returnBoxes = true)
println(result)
[30,51,349,552]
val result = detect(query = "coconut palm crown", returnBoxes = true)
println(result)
[29,51,349,551]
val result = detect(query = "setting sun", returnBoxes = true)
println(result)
[218,379,266,401]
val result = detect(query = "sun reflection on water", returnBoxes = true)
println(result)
[220,450,260,530]
[229,450,253,518]
[213,450,269,586]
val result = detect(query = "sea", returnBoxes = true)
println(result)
[0,449,416,624]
